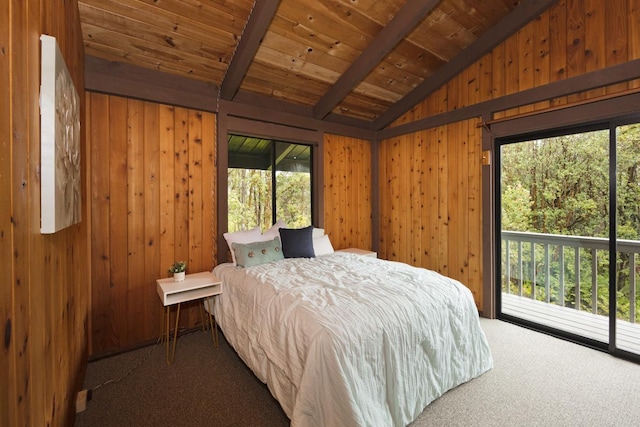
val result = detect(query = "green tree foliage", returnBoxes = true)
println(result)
[501,124,640,322]
[228,169,272,232]
[228,169,311,232]
[617,124,640,241]
[276,171,311,228]
[502,130,609,236]
[501,182,532,231]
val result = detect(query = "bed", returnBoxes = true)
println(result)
[210,239,492,427]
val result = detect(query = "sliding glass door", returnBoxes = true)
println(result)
[614,124,640,355]
[498,122,640,358]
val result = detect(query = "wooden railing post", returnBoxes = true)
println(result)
[559,245,565,307]
[501,231,640,322]
[591,249,598,314]
[630,253,637,324]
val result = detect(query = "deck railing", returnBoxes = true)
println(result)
[501,231,640,323]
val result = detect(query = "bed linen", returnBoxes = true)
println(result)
[212,252,492,427]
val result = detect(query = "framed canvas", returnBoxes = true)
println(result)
[40,34,81,234]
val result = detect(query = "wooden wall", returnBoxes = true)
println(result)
[84,0,640,349]
[0,1,89,425]
[323,134,373,251]
[379,116,483,306]
[379,0,640,311]
[409,0,640,122]
[86,92,217,356]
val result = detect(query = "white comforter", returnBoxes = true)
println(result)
[213,252,492,427]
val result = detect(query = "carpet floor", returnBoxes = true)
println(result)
[76,318,640,426]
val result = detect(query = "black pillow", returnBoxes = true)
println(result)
[279,226,315,258]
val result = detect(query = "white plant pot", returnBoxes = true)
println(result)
[174,271,186,282]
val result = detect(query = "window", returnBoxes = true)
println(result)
[227,134,312,232]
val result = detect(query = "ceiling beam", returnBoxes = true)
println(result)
[378,58,640,140]
[312,0,441,120]
[84,55,218,112]
[219,0,282,101]
[372,0,560,131]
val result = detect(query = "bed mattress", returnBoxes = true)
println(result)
[212,252,492,426]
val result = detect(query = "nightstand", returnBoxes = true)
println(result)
[156,271,222,364]
[336,248,377,258]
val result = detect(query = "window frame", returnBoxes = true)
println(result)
[227,135,314,232]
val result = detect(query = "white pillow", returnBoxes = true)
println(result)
[313,234,334,256]
[312,227,325,239]
[262,219,286,240]
[223,226,262,265]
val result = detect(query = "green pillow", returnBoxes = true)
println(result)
[232,237,284,268]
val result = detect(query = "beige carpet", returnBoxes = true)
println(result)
[76,319,640,426]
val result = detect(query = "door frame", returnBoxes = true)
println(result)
[483,93,640,362]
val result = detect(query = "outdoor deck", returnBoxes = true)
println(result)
[502,293,640,354]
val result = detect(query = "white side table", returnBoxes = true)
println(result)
[336,247,377,258]
[156,271,222,364]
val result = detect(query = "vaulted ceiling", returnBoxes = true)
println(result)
[77,0,558,130]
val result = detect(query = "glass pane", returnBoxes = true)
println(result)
[500,130,610,343]
[227,168,272,232]
[615,123,640,355]
[227,135,313,233]
[275,141,312,227]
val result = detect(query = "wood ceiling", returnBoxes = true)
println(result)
[78,0,559,130]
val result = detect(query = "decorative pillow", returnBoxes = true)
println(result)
[279,226,315,258]
[313,234,334,256]
[262,218,287,240]
[223,226,262,265]
[232,237,284,268]
[312,227,325,239]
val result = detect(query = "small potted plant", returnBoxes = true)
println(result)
[168,261,187,281]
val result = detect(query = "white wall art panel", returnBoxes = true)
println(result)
[40,34,81,234]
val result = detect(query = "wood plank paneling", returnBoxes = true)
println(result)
[517,20,535,114]
[143,102,161,341]
[566,0,586,103]
[2,0,89,425]
[533,13,551,111]
[503,26,520,117]
[424,126,439,269]
[629,0,640,89]
[490,42,506,119]
[380,118,483,307]
[89,92,111,352]
[109,96,130,348]
[10,1,31,423]
[323,135,372,251]
[127,99,146,345]
[87,93,217,356]
[419,0,639,121]
[549,1,568,107]
[605,0,629,94]
[173,107,193,327]
[27,0,48,418]
[584,0,606,99]
[467,116,482,303]
[201,114,218,268]
[437,122,449,276]
[0,0,12,420]
[381,0,640,310]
